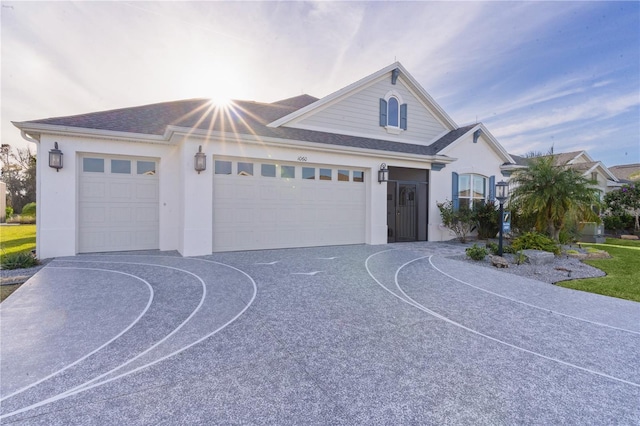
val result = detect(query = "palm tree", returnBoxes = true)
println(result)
[510,155,600,241]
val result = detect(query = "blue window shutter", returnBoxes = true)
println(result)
[489,175,496,202]
[452,172,459,211]
[379,98,387,126]
[400,103,408,130]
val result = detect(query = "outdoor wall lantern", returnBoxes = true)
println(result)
[48,142,63,172]
[495,180,510,256]
[378,163,389,184]
[194,145,206,174]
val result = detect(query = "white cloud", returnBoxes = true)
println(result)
[493,93,639,138]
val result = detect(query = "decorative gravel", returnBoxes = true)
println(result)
[448,252,606,284]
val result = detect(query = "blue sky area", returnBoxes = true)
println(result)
[2,1,638,166]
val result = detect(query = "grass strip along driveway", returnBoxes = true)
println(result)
[1,224,37,302]
[557,238,640,302]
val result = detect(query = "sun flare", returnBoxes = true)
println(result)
[208,96,232,108]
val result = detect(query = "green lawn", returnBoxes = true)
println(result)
[0,224,36,257]
[557,238,640,302]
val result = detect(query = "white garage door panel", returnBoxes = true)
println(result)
[78,156,159,253]
[212,160,366,252]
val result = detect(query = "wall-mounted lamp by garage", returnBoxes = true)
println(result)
[378,163,389,184]
[194,145,206,174]
[49,142,63,172]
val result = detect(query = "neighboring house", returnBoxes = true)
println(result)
[512,151,619,198]
[14,62,517,259]
[609,163,640,184]
[546,151,619,197]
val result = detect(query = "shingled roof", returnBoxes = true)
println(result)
[609,164,640,182]
[16,95,473,156]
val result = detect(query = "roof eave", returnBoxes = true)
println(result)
[169,126,457,163]
[12,121,170,144]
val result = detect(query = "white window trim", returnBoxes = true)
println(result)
[384,90,404,134]
[459,173,487,209]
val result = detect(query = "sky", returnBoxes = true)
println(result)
[1,1,639,167]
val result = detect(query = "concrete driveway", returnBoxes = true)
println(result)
[1,243,639,425]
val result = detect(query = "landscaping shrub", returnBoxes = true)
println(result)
[485,242,499,255]
[511,232,560,255]
[474,201,500,239]
[1,251,39,270]
[438,200,475,243]
[465,244,488,261]
[502,244,516,254]
[602,213,634,233]
[21,202,36,217]
[7,215,36,224]
[5,206,13,219]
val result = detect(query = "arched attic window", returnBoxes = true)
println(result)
[379,92,407,131]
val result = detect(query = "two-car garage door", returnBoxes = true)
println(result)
[212,157,366,252]
[78,155,159,253]
[77,154,366,254]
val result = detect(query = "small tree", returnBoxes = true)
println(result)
[510,156,600,241]
[604,184,640,231]
[438,200,475,243]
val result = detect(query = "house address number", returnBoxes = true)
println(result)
[297,156,308,162]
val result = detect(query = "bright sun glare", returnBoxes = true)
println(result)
[209,96,232,108]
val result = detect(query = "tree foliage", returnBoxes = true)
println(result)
[510,156,600,241]
[1,144,36,214]
[438,200,475,243]
[604,184,640,231]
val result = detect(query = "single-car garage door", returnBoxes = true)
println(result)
[212,157,366,252]
[78,155,159,253]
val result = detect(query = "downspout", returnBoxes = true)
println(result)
[20,130,40,144]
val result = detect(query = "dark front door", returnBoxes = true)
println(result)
[387,182,397,242]
[396,183,417,241]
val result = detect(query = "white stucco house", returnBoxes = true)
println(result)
[14,62,518,259]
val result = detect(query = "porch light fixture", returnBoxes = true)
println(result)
[495,181,510,256]
[194,145,206,174]
[48,142,63,171]
[378,163,389,184]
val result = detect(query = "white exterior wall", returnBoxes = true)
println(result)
[35,132,392,258]
[36,135,180,259]
[177,138,213,256]
[291,77,448,145]
[428,133,508,241]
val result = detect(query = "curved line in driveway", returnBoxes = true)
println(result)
[1,258,257,421]
[392,256,640,389]
[56,260,208,396]
[428,256,640,335]
[0,267,155,403]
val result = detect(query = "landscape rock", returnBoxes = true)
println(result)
[489,255,509,268]
[521,249,555,265]
[621,234,639,240]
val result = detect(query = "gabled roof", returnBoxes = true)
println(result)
[516,151,618,181]
[609,164,640,182]
[548,150,586,165]
[267,62,458,131]
[14,96,468,158]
